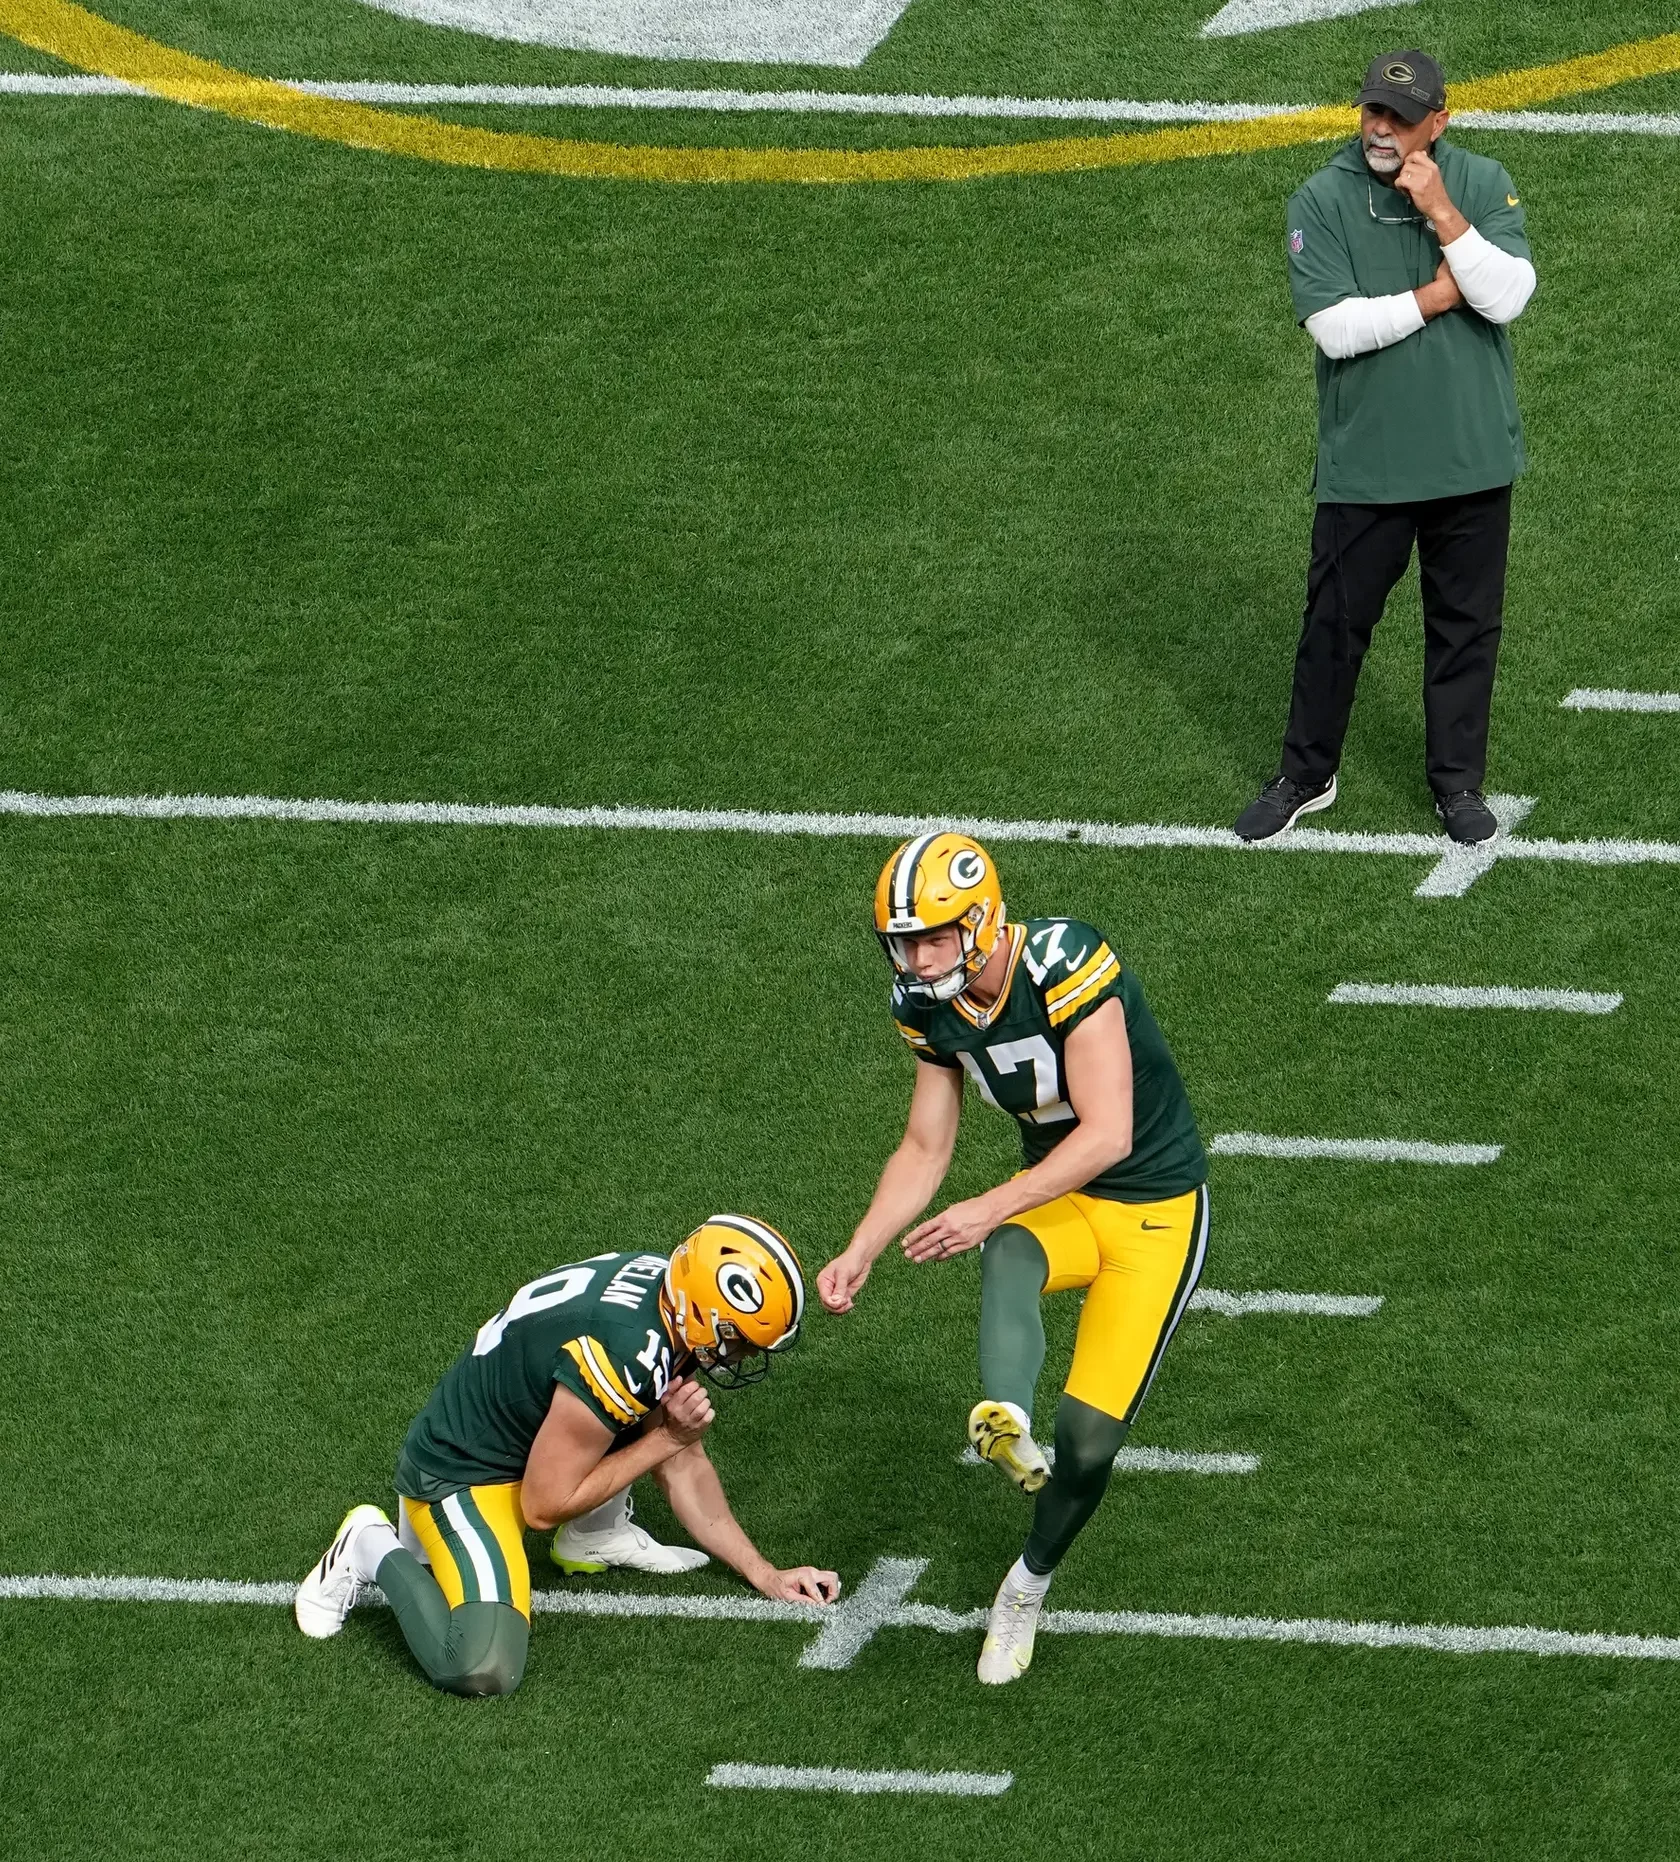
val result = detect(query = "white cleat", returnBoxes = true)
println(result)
[294,1504,391,1639]
[968,1400,1051,1495]
[977,1568,1047,1686]
[551,1492,710,1577]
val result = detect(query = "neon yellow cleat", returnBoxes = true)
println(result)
[967,1400,1050,1495]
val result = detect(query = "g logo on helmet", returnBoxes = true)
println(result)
[717,1261,766,1315]
[949,848,987,889]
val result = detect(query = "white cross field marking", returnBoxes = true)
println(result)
[707,1763,1013,1796]
[12,1561,1680,1668]
[797,1556,931,1669]
[1190,1288,1384,1317]
[1562,688,1680,713]
[959,1445,1259,1475]
[7,785,1678,900]
[1412,794,1534,898]
[1210,1133,1502,1165]
[1329,983,1623,1014]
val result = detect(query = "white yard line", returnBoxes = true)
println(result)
[1328,983,1622,1014]
[1190,1288,1383,1317]
[6,784,1677,899]
[959,1445,1259,1475]
[708,1763,1012,1795]
[1562,688,1680,713]
[1209,1133,1501,1165]
[3,73,1679,135]
[1458,111,1680,136]
[12,1559,1680,1668]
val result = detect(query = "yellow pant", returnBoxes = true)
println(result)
[400,1481,532,1619]
[1010,1184,1208,1423]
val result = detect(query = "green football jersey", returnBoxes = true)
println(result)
[395,1250,679,1498]
[892,917,1206,1202]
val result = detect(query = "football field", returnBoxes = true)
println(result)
[4,0,1680,1854]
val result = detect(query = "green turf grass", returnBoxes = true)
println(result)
[5,5,1680,1853]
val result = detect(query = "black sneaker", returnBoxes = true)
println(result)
[1234,772,1338,842]
[1434,789,1498,844]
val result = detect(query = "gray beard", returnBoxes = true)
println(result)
[1363,144,1403,176]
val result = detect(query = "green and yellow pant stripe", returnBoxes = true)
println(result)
[375,1482,532,1696]
[402,1483,533,1617]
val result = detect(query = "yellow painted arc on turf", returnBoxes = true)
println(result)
[4,0,1679,183]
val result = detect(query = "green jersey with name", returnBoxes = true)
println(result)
[395,1250,679,1499]
[892,918,1206,1202]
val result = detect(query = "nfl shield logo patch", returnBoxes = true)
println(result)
[1289,228,1304,254]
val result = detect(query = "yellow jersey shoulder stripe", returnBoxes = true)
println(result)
[894,1019,930,1048]
[1044,943,1118,1011]
[561,1337,644,1425]
[1047,952,1122,1027]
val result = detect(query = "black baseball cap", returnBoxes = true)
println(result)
[1355,50,1447,123]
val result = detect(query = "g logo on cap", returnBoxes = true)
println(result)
[1383,60,1416,84]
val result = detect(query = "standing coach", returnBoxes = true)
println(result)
[1235,52,1536,846]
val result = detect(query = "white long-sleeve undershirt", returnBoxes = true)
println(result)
[1440,224,1538,324]
[1305,292,1424,359]
[1304,226,1537,360]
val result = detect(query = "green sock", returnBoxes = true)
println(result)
[1023,1395,1130,1575]
[978,1225,1049,1418]
[375,1549,530,1698]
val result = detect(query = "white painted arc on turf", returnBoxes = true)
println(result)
[350,0,911,69]
[707,1763,1013,1796]
[1201,0,1418,37]
[959,1445,1259,1474]
[1561,688,1680,712]
[1210,1133,1502,1164]
[15,1565,1680,1667]
[1189,1288,1384,1317]
[1328,983,1623,1014]
[5,77,1680,136]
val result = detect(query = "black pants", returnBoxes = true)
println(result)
[1280,484,1511,793]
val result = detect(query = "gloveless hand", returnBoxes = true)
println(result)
[658,1376,715,1446]
[1395,151,1467,241]
[902,1196,996,1262]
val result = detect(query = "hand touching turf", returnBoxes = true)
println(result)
[759,1566,843,1604]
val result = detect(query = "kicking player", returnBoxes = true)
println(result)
[819,834,1208,1685]
[296,1216,840,1696]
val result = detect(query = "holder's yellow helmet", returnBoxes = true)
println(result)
[663,1214,805,1387]
[873,832,1005,1003]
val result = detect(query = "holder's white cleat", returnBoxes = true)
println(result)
[977,1565,1047,1686]
[294,1504,391,1639]
[968,1400,1050,1495]
[551,1491,709,1577]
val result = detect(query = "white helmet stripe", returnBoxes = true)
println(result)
[706,1214,805,1332]
[892,831,940,918]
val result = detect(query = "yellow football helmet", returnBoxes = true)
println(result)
[873,831,1006,1003]
[662,1214,805,1387]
